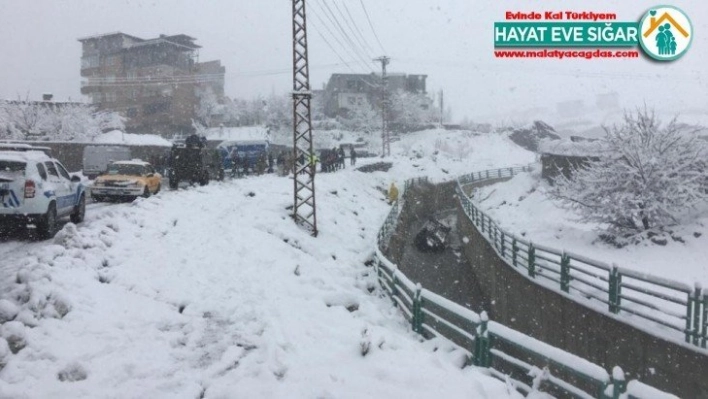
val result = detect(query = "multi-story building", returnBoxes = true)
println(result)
[321,73,427,118]
[78,32,225,135]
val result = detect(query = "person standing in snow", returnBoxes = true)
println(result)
[388,182,399,205]
[350,145,357,166]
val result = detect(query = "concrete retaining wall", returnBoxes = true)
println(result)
[456,200,708,398]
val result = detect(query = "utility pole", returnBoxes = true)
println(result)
[439,89,444,126]
[291,0,317,236]
[373,56,390,157]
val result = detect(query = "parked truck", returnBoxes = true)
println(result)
[166,143,224,189]
[83,145,132,179]
[217,140,269,175]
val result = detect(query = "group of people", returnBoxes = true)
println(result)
[227,145,358,177]
[319,147,347,173]
[229,150,275,177]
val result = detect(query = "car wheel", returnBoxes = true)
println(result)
[91,195,104,202]
[70,194,86,224]
[142,186,151,198]
[37,202,57,239]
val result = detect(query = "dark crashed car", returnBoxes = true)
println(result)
[414,218,451,252]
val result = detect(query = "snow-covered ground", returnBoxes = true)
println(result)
[472,167,708,287]
[0,129,536,398]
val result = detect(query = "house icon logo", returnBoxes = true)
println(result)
[638,6,693,61]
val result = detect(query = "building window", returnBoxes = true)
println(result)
[143,101,172,115]
[81,55,99,69]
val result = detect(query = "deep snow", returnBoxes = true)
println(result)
[0,130,536,398]
[472,167,708,287]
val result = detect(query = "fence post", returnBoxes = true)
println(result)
[702,292,707,349]
[512,238,518,267]
[481,213,485,234]
[509,167,513,177]
[391,265,399,300]
[560,252,570,293]
[528,242,536,278]
[473,311,491,367]
[493,225,498,249]
[605,366,626,399]
[497,169,501,178]
[500,232,506,258]
[609,264,621,314]
[412,283,423,334]
[692,284,702,346]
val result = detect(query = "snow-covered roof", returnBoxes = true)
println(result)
[93,130,172,147]
[0,150,52,163]
[110,159,151,166]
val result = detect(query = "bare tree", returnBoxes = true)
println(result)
[550,108,707,241]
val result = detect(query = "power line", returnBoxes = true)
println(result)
[316,0,375,73]
[332,0,373,59]
[359,0,386,54]
[342,1,375,55]
[307,0,373,73]
[308,20,358,73]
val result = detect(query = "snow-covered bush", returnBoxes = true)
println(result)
[550,109,707,242]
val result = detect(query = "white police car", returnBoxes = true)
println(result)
[0,144,86,238]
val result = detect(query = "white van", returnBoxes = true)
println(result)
[82,145,132,179]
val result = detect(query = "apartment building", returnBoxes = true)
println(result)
[78,32,225,135]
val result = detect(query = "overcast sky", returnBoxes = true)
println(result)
[0,0,706,124]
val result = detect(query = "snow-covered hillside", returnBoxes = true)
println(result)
[473,168,708,287]
[0,130,535,398]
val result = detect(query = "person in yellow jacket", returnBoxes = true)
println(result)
[388,182,399,205]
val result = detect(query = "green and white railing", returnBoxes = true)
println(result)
[456,167,707,350]
[374,175,677,398]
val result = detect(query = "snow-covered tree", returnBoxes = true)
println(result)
[196,86,222,128]
[338,103,380,133]
[550,108,707,241]
[387,90,437,132]
[0,99,124,141]
[0,97,56,139]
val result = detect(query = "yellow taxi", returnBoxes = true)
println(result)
[90,160,162,201]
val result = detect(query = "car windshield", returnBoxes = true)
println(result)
[106,164,144,176]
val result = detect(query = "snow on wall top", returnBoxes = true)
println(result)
[205,126,270,142]
[93,130,172,147]
[538,138,606,157]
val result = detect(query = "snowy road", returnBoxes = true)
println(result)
[0,130,536,398]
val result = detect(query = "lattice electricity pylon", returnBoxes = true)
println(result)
[291,0,317,236]
[374,56,391,157]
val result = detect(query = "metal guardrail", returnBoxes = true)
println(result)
[456,166,707,350]
[373,173,678,399]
